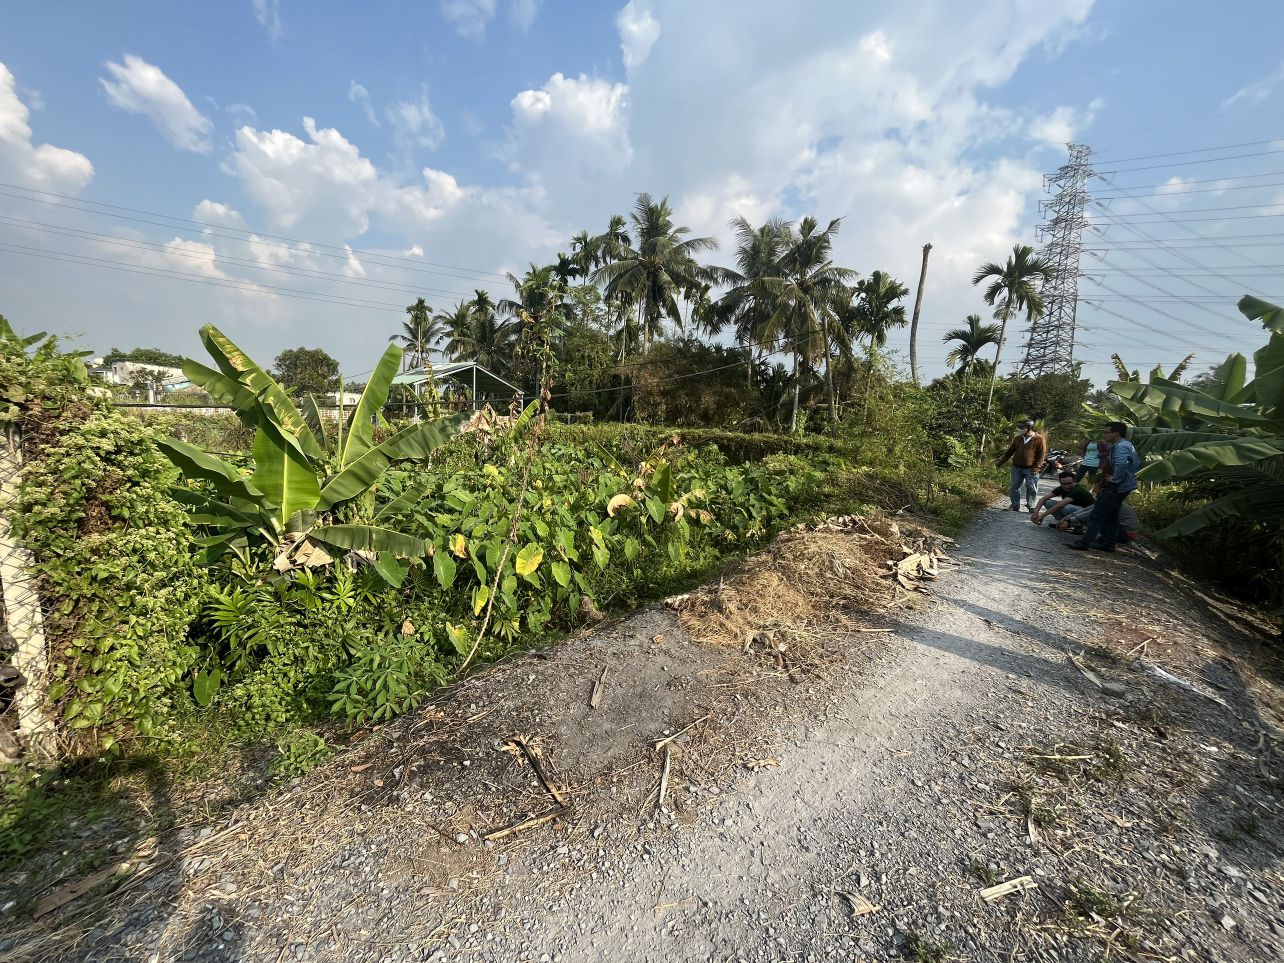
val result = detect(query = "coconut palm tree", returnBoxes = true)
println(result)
[756,217,856,434]
[971,244,1053,429]
[446,290,515,372]
[943,314,1002,376]
[714,216,789,386]
[499,265,570,391]
[847,270,909,352]
[590,194,719,353]
[392,297,446,370]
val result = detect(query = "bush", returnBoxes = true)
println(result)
[15,406,204,753]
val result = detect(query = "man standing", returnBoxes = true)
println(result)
[996,419,1046,512]
[1069,421,1140,553]
[1030,471,1095,526]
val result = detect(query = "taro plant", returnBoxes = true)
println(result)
[158,325,464,581]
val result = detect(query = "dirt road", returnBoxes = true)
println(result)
[7,497,1282,962]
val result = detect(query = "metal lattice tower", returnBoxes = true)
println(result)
[1019,144,1093,377]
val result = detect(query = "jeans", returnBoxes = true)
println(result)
[1075,465,1098,483]
[1051,503,1081,521]
[1081,484,1130,547]
[1010,467,1039,510]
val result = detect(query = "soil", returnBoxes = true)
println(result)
[2,488,1282,963]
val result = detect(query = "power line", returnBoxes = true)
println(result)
[1092,181,1284,200]
[1092,139,1284,165]
[1096,148,1284,175]
[1093,170,1284,192]
[0,182,511,282]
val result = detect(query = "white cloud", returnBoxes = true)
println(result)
[253,0,284,40]
[616,1,661,70]
[441,0,497,38]
[508,72,631,186]
[349,80,380,127]
[99,55,213,152]
[193,199,247,227]
[0,62,93,192]
[341,244,367,278]
[403,244,424,257]
[509,0,538,30]
[387,87,445,151]
[225,102,257,120]
[1225,62,1284,108]
[1029,98,1100,145]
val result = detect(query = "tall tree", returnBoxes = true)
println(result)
[971,244,1054,450]
[590,193,718,353]
[499,265,570,391]
[757,217,855,434]
[847,270,909,352]
[714,216,788,387]
[392,297,446,370]
[942,314,1002,376]
[272,346,340,398]
[908,243,932,387]
[446,289,515,372]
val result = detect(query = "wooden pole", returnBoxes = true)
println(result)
[909,243,932,388]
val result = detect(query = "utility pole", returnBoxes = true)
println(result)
[908,243,931,387]
[1020,144,1092,376]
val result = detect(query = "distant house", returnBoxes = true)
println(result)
[93,360,190,390]
[391,362,523,411]
[330,390,363,406]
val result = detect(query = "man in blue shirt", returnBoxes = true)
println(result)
[1068,421,1140,554]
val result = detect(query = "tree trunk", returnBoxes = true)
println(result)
[909,243,932,388]
[0,429,53,758]
[978,304,1011,459]
[820,313,837,438]
[788,349,801,434]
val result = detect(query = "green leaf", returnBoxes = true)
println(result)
[251,418,321,526]
[515,543,544,577]
[372,554,409,587]
[472,583,490,616]
[312,524,426,557]
[1238,295,1284,335]
[1111,378,1270,426]
[651,459,673,504]
[624,537,641,561]
[301,394,329,456]
[183,359,259,415]
[445,622,470,655]
[193,668,223,708]
[551,560,571,588]
[434,551,458,589]
[592,544,610,569]
[157,436,266,503]
[338,343,402,468]
[317,414,465,511]
[646,497,665,524]
[198,324,325,460]
[1139,436,1284,482]
[1217,353,1248,403]
[1158,484,1284,537]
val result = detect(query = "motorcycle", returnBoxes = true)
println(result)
[1042,450,1080,476]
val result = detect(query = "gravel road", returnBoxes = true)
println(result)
[6,493,1281,962]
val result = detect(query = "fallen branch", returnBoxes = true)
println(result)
[654,714,710,751]
[657,748,671,811]
[483,807,568,842]
[835,890,879,916]
[1069,654,1126,698]
[979,876,1036,902]
[506,736,568,806]
[589,666,608,709]
[1146,664,1229,708]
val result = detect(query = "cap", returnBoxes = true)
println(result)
[1020,419,1035,428]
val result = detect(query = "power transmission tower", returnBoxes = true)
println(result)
[1019,144,1093,377]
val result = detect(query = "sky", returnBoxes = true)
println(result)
[2,0,1284,388]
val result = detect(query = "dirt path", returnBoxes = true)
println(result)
[5,493,1282,962]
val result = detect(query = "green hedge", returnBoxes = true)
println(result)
[546,423,859,466]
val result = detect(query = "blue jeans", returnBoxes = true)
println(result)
[1010,467,1038,510]
[1081,484,1130,547]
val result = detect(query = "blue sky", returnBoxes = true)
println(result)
[2,0,1284,388]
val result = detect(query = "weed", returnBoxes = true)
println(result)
[968,860,999,887]
[1087,737,1128,783]
[269,731,333,782]
[903,929,950,963]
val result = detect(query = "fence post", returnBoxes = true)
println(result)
[0,427,53,756]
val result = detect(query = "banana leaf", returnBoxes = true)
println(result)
[1139,436,1284,482]
[301,394,329,456]
[311,524,426,557]
[1158,484,1284,538]
[1214,353,1248,403]
[1245,330,1284,422]
[199,324,325,461]
[251,418,321,526]
[1130,428,1248,454]
[157,436,265,502]
[316,413,464,511]
[1238,294,1284,335]
[337,343,401,468]
[1110,379,1270,426]
[182,359,258,414]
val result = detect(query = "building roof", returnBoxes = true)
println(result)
[391,361,523,397]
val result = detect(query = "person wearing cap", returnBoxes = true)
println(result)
[995,419,1046,513]
[1030,471,1095,526]
[1069,421,1141,553]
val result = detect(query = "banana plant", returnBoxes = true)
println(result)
[158,324,464,578]
[1108,295,1284,539]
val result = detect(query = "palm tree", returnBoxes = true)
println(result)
[446,290,515,373]
[499,265,569,391]
[943,314,1002,376]
[591,194,719,353]
[392,297,446,370]
[756,217,856,434]
[971,244,1054,436]
[847,270,909,352]
[714,216,788,386]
